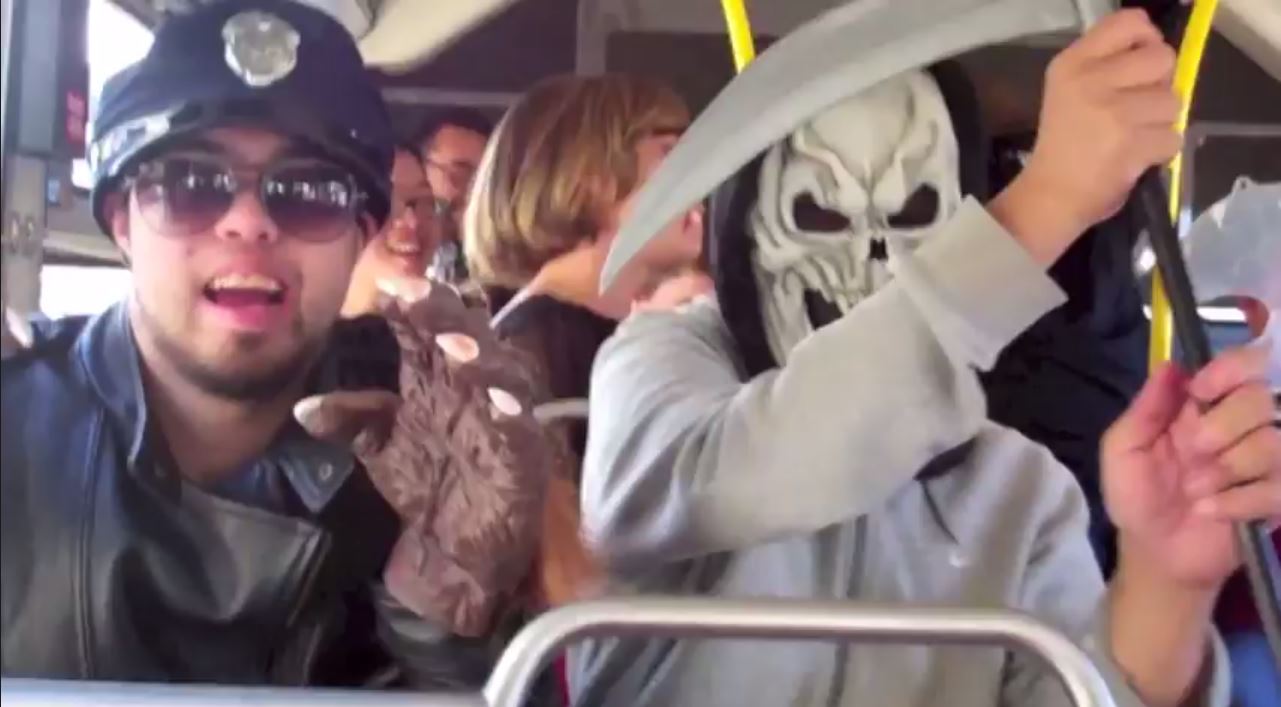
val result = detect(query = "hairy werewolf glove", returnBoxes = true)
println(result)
[295,278,553,636]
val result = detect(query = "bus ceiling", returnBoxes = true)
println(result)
[106,0,1279,81]
[112,0,522,72]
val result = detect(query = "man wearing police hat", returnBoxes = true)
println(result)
[1,0,554,687]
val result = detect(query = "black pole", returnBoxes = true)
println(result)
[1137,170,1281,679]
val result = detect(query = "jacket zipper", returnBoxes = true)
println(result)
[76,414,108,678]
[272,532,332,684]
[285,532,331,628]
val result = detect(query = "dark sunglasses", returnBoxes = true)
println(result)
[126,154,367,242]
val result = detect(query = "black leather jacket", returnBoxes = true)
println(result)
[0,305,497,688]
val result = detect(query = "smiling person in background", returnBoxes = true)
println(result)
[415,109,493,286]
[343,146,435,317]
[466,74,703,465]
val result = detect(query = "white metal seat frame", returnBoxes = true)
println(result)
[2,597,1118,707]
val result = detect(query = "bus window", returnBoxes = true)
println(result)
[39,264,130,318]
[71,0,154,191]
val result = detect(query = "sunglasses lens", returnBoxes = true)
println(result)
[262,165,359,241]
[135,158,235,236]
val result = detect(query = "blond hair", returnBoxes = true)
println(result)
[464,74,690,288]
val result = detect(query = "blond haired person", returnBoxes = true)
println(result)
[466,74,704,465]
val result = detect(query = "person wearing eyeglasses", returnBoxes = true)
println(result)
[413,108,493,285]
[0,0,565,694]
[342,145,435,317]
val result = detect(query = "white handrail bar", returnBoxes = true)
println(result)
[0,679,484,706]
[1,598,1119,707]
[484,598,1119,707]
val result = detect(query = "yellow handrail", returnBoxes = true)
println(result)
[1149,0,1218,370]
[719,0,756,72]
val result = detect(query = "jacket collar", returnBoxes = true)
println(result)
[74,302,356,513]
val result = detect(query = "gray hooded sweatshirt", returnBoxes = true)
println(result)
[568,199,1229,707]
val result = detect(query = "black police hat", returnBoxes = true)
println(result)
[88,0,395,235]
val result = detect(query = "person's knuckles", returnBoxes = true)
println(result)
[1118,91,1181,126]
[1204,431,1279,494]
[1191,346,1269,400]
[1197,385,1276,454]
[1234,429,1281,482]
[1257,426,1281,474]
[1133,43,1177,81]
[1238,383,1280,425]
[1215,481,1281,520]
[1192,420,1239,461]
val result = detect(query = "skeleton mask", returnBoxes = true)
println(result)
[750,70,961,362]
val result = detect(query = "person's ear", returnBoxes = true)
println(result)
[105,192,133,264]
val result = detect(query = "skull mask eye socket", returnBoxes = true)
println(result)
[887,185,940,229]
[792,193,850,233]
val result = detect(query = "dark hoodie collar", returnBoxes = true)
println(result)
[75,302,355,513]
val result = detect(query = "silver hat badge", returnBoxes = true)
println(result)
[222,11,301,88]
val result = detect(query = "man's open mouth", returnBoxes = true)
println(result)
[384,238,422,257]
[203,273,287,306]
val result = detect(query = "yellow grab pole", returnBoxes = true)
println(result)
[1149,0,1218,370]
[720,0,757,72]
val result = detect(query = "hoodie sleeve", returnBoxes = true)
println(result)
[581,198,1067,566]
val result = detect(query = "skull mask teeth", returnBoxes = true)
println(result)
[749,70,962,363]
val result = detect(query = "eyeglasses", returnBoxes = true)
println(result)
[424,158,476,193]
[126,155,366,242]
[391,187,437,218]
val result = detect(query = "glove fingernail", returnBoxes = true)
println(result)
[488,387,524,417]
[293,396,324,425]
[436,333,479,363]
